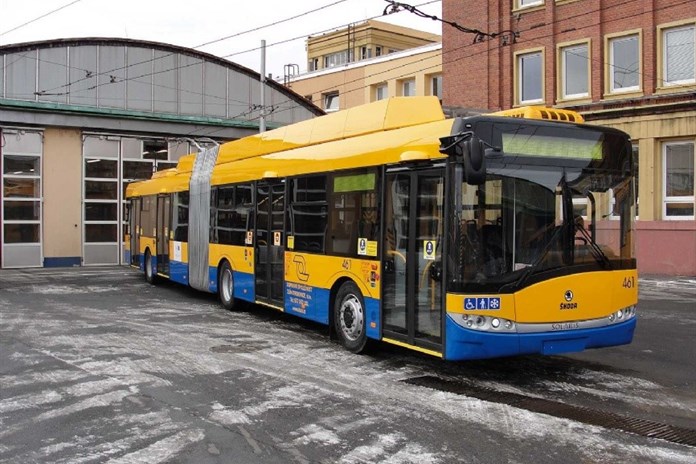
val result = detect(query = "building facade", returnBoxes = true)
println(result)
[0,38,322,268]
[443,0,696,276]
[287,20,442,112]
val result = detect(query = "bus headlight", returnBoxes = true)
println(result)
[608,305,636,325]
[459,314,516,333]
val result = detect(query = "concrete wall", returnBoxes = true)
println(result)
[637,221,696,275]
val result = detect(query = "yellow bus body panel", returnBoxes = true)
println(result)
[284,251,381,300]
[209,244,254,273]
[170,241,189,264]
[514,270,638,323]
[139,236,155,255]
[446,270,638,323]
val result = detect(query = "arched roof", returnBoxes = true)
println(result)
[0,37,323,131]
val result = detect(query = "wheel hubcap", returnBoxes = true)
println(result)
[222,269,233,302]
[339,295,363,342]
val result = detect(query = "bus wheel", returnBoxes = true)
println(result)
[218,261,236,310]
[145,250,156,284]
[334,281,367,353]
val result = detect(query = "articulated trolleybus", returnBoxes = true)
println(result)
[126,97,637,361]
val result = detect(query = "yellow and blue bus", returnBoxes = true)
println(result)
[125,97,637,360]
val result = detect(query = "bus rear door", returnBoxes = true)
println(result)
[255,181,285,307]
[382,169,445,353]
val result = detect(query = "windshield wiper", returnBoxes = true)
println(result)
[500,223,564,292]
[574,219,613,269]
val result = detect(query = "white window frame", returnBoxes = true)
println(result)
[662,140,695,220]
[402,79,416,97]
[1,129,44,268]
[374,84,388,101]
[659,22,696,87]
[515,0,544,10]
[515,49,544,105]
[430,74,443,100]
[607,33,641,94]
[559,41,590,100]
[323,92,339,112]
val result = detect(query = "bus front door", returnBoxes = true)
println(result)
[382,170,444,352]
[156,194,171,276]
[255,181,285,307]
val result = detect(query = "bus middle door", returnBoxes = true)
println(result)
[255,181,285,307]
[382,169,444,353]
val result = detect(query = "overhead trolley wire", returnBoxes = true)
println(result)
[186,0,693,138]
[0,0,84,38]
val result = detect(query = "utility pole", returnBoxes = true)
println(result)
[259,39,266,133]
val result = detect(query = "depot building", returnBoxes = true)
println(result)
[0,38,322,268]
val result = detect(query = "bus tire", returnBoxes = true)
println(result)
[218,260,236,311]
[334,281,367,353]
[145,249,157,285]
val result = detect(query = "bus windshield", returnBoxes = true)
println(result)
[449,124,636,293]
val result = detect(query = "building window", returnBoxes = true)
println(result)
[516,50,543,104]
[661,24,695,86]
[516,0,543,9]
[323,92,339,112]
[560,42,589,99]
[360,46,372,60]
[323,51,351,68]
[430,74,442,100]
[402,79,415,96]
[375,46,382,57]
[374,84,388,101]
[663,141,695,219]
[608,33,640,93]
[308,58,319,72]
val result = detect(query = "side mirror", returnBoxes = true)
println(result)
[464,136,486,185]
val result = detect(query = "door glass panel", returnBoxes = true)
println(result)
[256,184,270,299]
[4,178,40,198]
[85,181,118,200]
[4,201,40,220]
[123,161,154,181]
[4,224,40,243]
[85,203,118,221]
[415,175,443,343]
[3,155,41,176]
[85,224,117,242]
[271,183,285,302]
[383,174,410,335]
[85,159,118,178]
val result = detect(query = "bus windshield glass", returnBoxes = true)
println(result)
[449,122,636,293]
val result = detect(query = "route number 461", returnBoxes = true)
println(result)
[622,276,636,288]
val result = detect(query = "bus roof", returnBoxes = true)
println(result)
[215,96,446,164]
[211,118,454,185]
[125,98,590,198]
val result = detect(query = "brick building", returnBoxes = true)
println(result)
[443,0,696,276]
